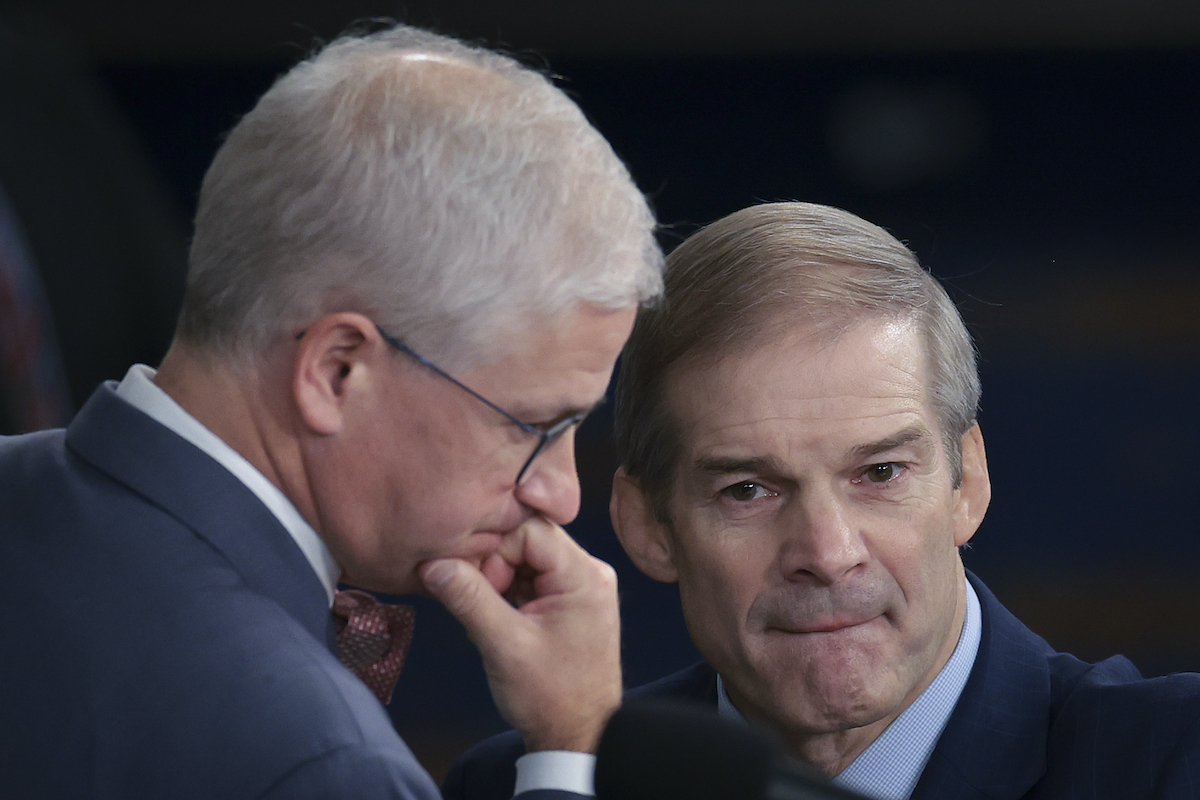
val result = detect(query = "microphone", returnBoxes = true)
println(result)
[594,699,867,800]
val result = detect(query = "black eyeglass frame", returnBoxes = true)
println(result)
[374,325,587,486]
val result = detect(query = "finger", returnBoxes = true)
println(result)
[478,550,517,596]
[418,558,516,646]
[492,517,589,601]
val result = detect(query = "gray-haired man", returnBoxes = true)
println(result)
[0,22,661,800]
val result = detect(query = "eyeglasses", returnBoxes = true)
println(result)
[375,325,587,486]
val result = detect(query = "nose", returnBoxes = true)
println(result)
[780,487,869,585]
[512,433,582,526]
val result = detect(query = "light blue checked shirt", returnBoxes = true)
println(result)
[718,579,982,800]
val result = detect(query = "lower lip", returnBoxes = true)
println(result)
[771,616,880,635]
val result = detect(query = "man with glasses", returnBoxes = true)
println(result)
[0,22,661,800]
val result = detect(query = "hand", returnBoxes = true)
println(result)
[419,518,622,753]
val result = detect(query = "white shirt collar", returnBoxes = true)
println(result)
[717,577,982,800]
[114,364,341,605]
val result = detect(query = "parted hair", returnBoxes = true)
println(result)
[614,201,980,523]
[178,23,663,371]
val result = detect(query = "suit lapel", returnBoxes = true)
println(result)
[65,383,333,646]
[632,661,720,706]
[911,574,1056,800]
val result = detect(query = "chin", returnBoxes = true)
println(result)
[823,672,910,728]
[769,686,896,736]
[758,657,902,733]
[340,566,421,597]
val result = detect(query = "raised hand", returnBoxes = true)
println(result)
[420,517,622,753]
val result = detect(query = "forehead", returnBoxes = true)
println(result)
[665,317,936,461]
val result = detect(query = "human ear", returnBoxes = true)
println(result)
[293,312,378,435]
[611,468,679,583]
[952,423,992,547]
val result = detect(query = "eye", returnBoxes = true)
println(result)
[859,462,905,483]
[722,482,771,502]
[527,411,588,437]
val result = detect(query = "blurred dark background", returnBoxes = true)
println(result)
[2,0,1198,781]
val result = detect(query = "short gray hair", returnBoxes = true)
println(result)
[615,201,979,523]
[179,23,663,370]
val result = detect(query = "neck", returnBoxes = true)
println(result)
[153,342,301,505]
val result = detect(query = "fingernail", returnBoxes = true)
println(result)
[421,560,455,591]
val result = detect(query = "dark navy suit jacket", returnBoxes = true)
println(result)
[0,384,582,800]
[445,573,1200,800]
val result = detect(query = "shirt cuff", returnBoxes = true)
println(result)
[513,750,596,796]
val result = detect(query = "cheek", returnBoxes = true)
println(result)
[878,499,959,578]
[390,415,512,508]
[672,539,768,645]
[892,516,965,648]
[915,509,964,586]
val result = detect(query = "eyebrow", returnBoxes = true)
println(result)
[688,425,935,479]
[692,454,788,477]
[847,425,933,462]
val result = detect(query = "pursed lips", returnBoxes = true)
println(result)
[752,580,894,637]
[766,613,884,635]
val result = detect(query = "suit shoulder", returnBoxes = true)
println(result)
[0,428,69,485]
[627,661,717,703]
[1056,659,1200,726]
[259,742,443,800]
[443,730,525,800]
[1038,662,1200,798]
[443,662,716,800]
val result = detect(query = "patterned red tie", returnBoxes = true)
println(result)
[331,589,416,705]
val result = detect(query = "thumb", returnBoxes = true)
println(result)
[419,558,512,645]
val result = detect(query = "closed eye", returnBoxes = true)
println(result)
[521,410,588,439]
[545,411,589,433]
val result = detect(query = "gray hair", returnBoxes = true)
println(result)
[615,201,979,523]
[178,23,663,370]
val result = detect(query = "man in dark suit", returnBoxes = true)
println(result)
[446,202,1200,800]
[0,22,663,800]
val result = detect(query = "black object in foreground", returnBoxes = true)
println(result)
[595,699,868,800]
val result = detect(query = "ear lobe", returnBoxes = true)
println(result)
[293,313,377,436]
[952,423,992,547]
[611,468,679,584]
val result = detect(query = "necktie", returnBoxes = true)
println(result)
[332,589,416,705]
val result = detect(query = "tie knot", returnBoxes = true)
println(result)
[332,589,416,705]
